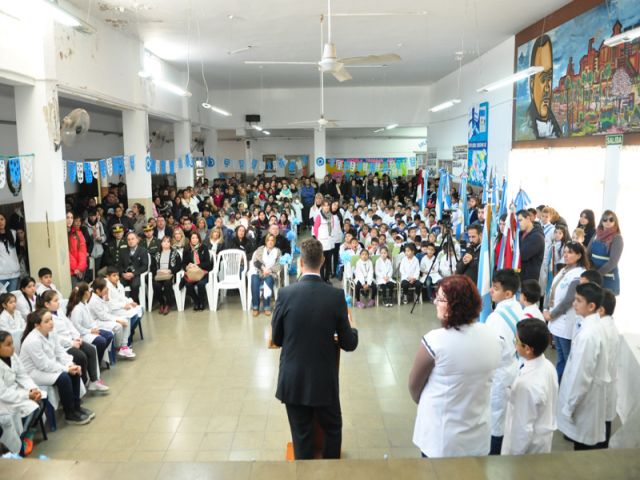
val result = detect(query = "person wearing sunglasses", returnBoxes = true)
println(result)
[586,211,623,296]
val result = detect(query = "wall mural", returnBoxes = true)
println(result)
[514,0,640,141]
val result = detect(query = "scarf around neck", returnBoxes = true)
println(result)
[595,226,618,247]
[321,210,333,236]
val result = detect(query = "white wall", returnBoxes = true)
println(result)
[427,37,515,179]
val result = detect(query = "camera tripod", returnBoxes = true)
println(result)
[410,226,459,314]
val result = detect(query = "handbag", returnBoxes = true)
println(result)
[185,264,206,282]
[155,269,173,282]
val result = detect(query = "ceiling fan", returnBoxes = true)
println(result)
[245,0,402,82]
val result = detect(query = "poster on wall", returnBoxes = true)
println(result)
[325,158,409,178]
[468,102,489,186]
[452,145,468,178]
[514,0,640,141]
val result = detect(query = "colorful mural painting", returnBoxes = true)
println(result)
[514,0,640,141]
[325,157,411,178]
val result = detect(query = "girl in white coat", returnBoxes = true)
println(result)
[67,283,114,367]
[0,293,25,354]
[354,249,376,308]
[313,200,340,282]
[15,276,37,320]
[19,309,92,425]
[375,247,395,307]
[0,330,44,454]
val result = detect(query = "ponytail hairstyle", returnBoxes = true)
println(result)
[91,277,107,294]
[66,282,90,317]
[22,308,49,343]
[0,292,16,313]
[19,276,36,313]
[37,290,59,312]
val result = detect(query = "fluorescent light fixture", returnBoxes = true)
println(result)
[252,125,263,131]
[208,105,232,116]
[429,99,461,112]
[604,26,640,47]
[477,66,543,93]
[385,123,399,130]
[39,0,81,27]
[154,79,191,97]
[373,128,385,133]
[263,131,271,135]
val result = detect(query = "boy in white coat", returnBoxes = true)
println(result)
[399,244,421,304]
[501,319,558,455]
[519,280,545,321]
[105,267,143,345]
[486,269,524,455]
[598,288,620,448]
[557,282,608,450]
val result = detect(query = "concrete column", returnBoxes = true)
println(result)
[14,82,71,294]
[602,145,621,211]
[313,127,326,181]
[203,128,218,180]
[122,109,152,215]
[244,139,253,179]
[174,120,193,188]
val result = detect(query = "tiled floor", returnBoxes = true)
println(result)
[32,284,573,462]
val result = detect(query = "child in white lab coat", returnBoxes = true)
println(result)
[598,288,620,448]
[0,293,25,354]
[501,318,558,455]
[419,243,440,302]
[375,247,395,307]
[557,282,608,450]
[399,244,421,304]
[486,269,525,455]
[354,249,376,308]
[105,267,143,345]
[519,280,545,321]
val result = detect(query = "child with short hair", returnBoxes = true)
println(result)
[105,267,143,344]
[557,282,608,450]
[35,267,64,299]
[571,228,585,244]
[501,319,558,455]
[597,288,619,448]
[375,247,395,307]
[519,280,544,321]
[579,270,603,286]
[399,244,421,304]
[354,249,376,309]
[486,269,525,455]
[419,243,440,301]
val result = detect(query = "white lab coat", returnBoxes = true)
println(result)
[375,257,394,285]
[399,256,420,282]
[0,310,25,354]
[13,291,36,320]
[557,313,609,445]
[413,323,502,457]
[599,315,620,422]
[522,304,545,321]
[106,280,142,319]
[52,312,81,350]
[19,329,74,386]
[546,266,584,340]
[354,259,374,285]
[419,255,441,284]
[69,302,99,343]
[485,297,524,436]
[501,354,558,455]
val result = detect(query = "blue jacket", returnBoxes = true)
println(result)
[300,185,316,206]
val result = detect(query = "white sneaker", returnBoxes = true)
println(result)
[88,380,110,393]
[117,346,137,359]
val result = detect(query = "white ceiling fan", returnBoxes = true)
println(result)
[245,0,402,82]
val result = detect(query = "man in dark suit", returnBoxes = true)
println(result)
[271,237,358,460]
[119,231,149,304]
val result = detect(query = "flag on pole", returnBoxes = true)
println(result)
[456,173,468,239]
[478,204,493,323]
[497,208,516,270]
[491,172,499,215]
[416,168,429,211]
[435,168,451,220]
[498,177,508,218]
[514,188,531,212]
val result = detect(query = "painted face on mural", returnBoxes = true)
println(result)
[531,41,553,120]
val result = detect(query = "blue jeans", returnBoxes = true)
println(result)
[251,274,274,310]
[2,277,19,292]
[554,335,572,383]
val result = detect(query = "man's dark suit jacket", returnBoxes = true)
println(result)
[118,245,150,277]
[272,275,358,407]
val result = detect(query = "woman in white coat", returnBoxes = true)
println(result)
[409,275,501,458]
[0,293,25,354]
[19,309,92,425]
[0,330,43,454]
[312,199,340,282]
[543,242,589,382]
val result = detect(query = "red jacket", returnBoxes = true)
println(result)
[68,227,88,274]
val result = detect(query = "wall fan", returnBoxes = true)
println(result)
[60,108,90,148]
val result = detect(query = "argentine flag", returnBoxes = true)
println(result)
[477,206,493,323]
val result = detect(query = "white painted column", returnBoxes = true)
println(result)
[602,145,621,211]
[174,120,193,188]
[122,109,152,214]
[244,139,253,179]
[203,128,218,180]
[313,127,326,181]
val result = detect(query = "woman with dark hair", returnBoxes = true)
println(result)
[153,236,182,315]
[409,275,501,458]
[543,241,590,382]
[587,210,623,295]
[576,209,596,247]
[227,225,256,262]
[181,231,213,311]
[15,277,36,320]
[0,213,21,292]
[67,212,88,286]
[131,203,147,235]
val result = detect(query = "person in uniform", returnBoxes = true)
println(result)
[141,223,160,271]
[101,224,128,273]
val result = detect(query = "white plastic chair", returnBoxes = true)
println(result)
[139,253,152,311]
[205,248,217,311]
[212,249,247,311]
[174,271,186,311]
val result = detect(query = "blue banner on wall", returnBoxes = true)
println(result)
[468,101,489,186]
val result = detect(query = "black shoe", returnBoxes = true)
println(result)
[77,406,96,420]
[65,411,91,425]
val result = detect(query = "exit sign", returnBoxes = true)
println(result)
[606,134,624,146]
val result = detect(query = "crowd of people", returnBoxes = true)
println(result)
[0,170,625,458]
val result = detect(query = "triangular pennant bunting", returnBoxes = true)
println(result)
[76,162,84,183]
[84,162,93,183]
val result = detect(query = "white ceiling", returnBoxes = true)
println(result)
[217,126,427,141]
[67,0,572,89]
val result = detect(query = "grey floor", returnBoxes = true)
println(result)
[32,286,573,463]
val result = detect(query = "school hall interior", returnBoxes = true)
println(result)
[0,0,639,478]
